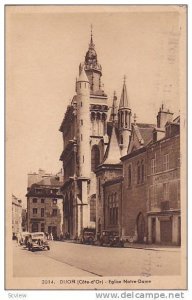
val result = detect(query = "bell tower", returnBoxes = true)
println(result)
[118,76,132,156]
[79,26,104,96]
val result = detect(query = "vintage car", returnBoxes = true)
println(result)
[27,232,50,251]
[80,228,96,245]
[18,232,30,246]
[99,230,124,247]
[82,230,95,245]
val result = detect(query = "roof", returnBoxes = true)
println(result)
[103,126,121,164]
[134,123,155,146]
[36,176,63,187]
[128,123,155,154]
[77,67,89,82]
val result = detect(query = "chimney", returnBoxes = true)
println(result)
[157,104,174,129]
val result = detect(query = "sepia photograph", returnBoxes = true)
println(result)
[5,5,187,290]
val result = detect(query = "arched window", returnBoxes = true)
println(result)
[125,111,128,127]
[91,145,100,171]
[141,160,145,183]
[121,111,124,127]
[128,164,132,187]
[120,135,123,145]
[137,162,140,184]
[90,196,96,222]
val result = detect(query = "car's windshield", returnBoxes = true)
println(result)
[32,234,44,238]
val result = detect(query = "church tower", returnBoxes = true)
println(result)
[80,28,108,170]
[118,76,132,156]
[76,67,91,178]
[60,28,109,239]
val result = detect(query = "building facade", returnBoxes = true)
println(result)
[12,194,22,236]
[26,169,63,239]
[121,106,180,245]
[147,115,180,245]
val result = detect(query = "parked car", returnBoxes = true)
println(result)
[27,232,50,252]
[99,230,124,247]
[80,228,96,245]
[18,232,30,246]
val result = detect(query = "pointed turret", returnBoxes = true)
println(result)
[104,126,121,164]
[119,76,129,109]
[118,76,132,156]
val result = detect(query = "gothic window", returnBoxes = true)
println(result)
[120,135,123,145]
[128,164,132,187]
[137,162,141,184]
[90,197,96,222]
[108,193,118,225]
[91,145,100,171]
[98,177,101,197]
[125,111,128,127]
[141,160,145,183]
[121,111,123,127]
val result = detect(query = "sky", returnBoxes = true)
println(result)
[6,5,185,206]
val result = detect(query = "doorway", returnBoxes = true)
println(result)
[151,218,156,243]
[137,213,145,243]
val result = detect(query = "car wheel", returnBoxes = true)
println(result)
[47,246,50,250]
[31,248,34,252]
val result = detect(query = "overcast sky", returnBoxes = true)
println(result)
[6,5,185,206]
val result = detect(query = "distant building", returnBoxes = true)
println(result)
[12,194,22,236]
[26,169,63,238]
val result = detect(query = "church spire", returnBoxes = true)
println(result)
[89,24,95,49]
[119,75,129,109]
[84,27,105,96]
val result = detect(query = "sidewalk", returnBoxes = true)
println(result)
[123,242,180,252]
[58,239,180,252]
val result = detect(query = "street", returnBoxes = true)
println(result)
[13,240,181,277]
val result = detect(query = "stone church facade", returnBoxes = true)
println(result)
[59,30,181,245]
[59,32,131,239]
